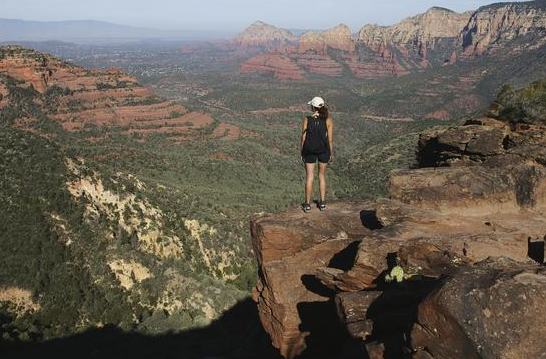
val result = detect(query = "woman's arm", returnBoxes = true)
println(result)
[326,117,334,161]
[300,117,308,152]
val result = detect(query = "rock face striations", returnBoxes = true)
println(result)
[298,24,355,53]
[251,112,546,357]
[461,0,546,55]
[0,46,241,143]
[387,7,471,45]
[240,53,306,80]
[359,7,471,68]
[238,0,546,80]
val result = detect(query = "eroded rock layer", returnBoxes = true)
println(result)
[251,202,372,358]
[0,46,240,143]
[240,53,305,80]
[298,24,355,53]
[461,1,546,55]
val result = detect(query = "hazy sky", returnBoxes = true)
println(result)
[0,0,526,33]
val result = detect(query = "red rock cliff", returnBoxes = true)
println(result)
[461,1,546,55]
[237,1,546,80]
[0,46,224,143]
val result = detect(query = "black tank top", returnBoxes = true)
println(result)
[303,115,328,154]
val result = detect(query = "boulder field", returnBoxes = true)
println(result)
[251,117,546,359]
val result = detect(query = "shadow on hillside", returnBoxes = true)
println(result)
[1,298,283,359]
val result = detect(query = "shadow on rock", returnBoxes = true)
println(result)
[359,211,383,231]
[365,280,441,359]
[328,241,361,271]
[296,300,348,359]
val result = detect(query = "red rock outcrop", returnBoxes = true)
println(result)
[0,46,222,143]
[0,46,140,94]
[240,54,305,80]
[388,7,471,46]
[357,7,471,73]
[252,115,546,358]
[412,258,546,359]
[237,1,546,80]
[358,7,470,50]
[296,54,344,76]
[342,52,409,79]
[358,24,391,51]
[251,202,373,358]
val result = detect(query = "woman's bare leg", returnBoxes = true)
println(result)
[318,162,327,201]
[305,163,315,204]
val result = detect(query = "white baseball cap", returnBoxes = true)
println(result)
[307,97,325,108]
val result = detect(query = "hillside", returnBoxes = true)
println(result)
[0,46,257,343]
[0,45,437,354]
[0,98,249,343]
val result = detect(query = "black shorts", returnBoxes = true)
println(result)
[303,151,330,164]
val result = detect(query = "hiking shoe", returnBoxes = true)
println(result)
[318,201,326,211]
[302,203,311,213]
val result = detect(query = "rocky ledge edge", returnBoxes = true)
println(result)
[251,117,546,359]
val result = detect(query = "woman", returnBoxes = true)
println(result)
[300,96,333,212]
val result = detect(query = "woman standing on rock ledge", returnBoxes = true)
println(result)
[300,96,334,213]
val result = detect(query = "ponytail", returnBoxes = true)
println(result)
[313,105,329,120]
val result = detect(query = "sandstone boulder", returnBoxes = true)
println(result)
[412,258,546,359]
[388,163,546,214]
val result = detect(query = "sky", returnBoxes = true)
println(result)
[0,0,527,33]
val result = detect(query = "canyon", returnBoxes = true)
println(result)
[2,1,546,357]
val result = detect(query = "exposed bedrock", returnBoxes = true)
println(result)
[251,118,546,358]
[251,201,375,358]
[412,258,546,359]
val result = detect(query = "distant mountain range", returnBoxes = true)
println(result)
[0,18,230,43]
[236,0,546,80]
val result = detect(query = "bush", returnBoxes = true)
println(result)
[491,80,546,125]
